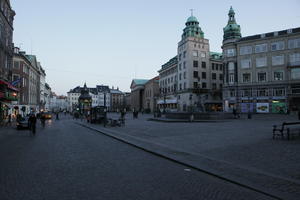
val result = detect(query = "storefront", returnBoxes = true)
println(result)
[0,80,19,123]
[157,99,178,112]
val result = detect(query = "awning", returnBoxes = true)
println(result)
[0,80,19,91]
[157,99,177,104]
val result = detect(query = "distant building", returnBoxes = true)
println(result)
[110,87,124,112]
[130,79,148,111]
[50,93,68,112]
[124,92,131,111]
[222,7,300,113]
[12,48,49,114]
[130,78,159,112]
[44,83,51,111]
[67,84,111,112]
[144,76,159,112]
[157,14,223,112]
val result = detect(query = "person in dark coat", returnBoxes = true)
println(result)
[28,114,37,135]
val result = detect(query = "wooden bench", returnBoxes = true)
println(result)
[273,122,300,140]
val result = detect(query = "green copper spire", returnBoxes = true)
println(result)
[182,14,204,40]
[223,6,241,41]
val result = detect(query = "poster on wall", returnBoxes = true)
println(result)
[241,103,254,113]
[256,103,269,113]
[272,102,286,114]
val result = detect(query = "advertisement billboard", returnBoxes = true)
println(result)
[256,103,269,113]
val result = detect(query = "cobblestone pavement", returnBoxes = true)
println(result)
[0,116,275,200]
[77,112,300,200]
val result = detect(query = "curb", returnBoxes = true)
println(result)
[76,122,300,200]
[147,118,228,123]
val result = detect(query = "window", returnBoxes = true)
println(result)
[202,72,206,79]
[201,52,206,58]
[179,73,182,80]
[220,65,223,71]
[288,38,300,49]
[193,82,198,88]
[201,62,206,68]
[184,82,186,89]
[179,54,182,61]
[216,64,218,70]
[229,73,234,83]
[271,41,284,51]
[289,53,300,66]
[219,74,223,80]
[273,88,285,96]
[274,71,284,81]
[257,88,268,97]
[226,48,236,57]
[272,55,284,66]
[14,61,20,69]
[193,60,198,67]
[230,90,235,97]
[258,72,267,82]
[179,84,182,90]
[256,57,267,67]
[212,63,215,70]
[242,73,251,82]
[212,83,217,90]
[183,61,186,69]
[220,84,223,88]
[183,72,186,79]
[240,46,252,55]
[228,62,234,70]
[13,74,20,81]
[193,71,198,78]
[241,58,251,69]
[291,68,300,80]
[242,89,251,97]
[183,51,186,58]
[193,50,198,57]
[212,73,216,80]
[202,82,207,88]
[255,43,267,53]
[179,63,182,70]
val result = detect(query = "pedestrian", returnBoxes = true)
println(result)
[6,114,12,126]
[40,113,46,128]
[232,107,237,119]
[28,114,37,135]
[56,112,59,120]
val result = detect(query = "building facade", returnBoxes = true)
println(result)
[0,0,15,122]
[222,7,300,113]
[130,79,148,111]
[144,76,159,113]
[110,87,124,112]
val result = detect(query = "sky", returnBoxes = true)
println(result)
[10,0,300,95]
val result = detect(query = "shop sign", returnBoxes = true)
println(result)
[256,103,269,113]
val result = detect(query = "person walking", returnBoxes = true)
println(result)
[40,113,46,128]
[28,114,37,135]
[232,107,237,119]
